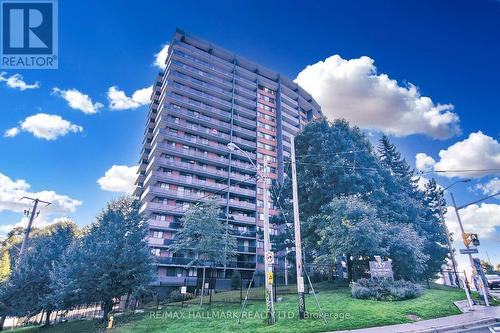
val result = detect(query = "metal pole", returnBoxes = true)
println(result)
[291,136,306,319]
[19,199,39,255]
[438,201,460,287]
[450,192,474,296]
[262,157,276,325]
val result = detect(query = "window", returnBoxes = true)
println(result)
[257,132,275,141]
[257,121,275,132]
[258,103,275,113]
[151,231,163,238]
[151,248,161,256]
[258,93,275,104]
[157,182,170,189]
[258,85,275,95]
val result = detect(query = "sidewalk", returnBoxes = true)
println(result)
[328,304,499,333]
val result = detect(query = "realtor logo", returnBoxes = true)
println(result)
[1,0,58,69]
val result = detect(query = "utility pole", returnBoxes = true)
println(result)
[262,157,276,325]
[19,197,51,255]
[291,136,306,319]
[438,202,460,287]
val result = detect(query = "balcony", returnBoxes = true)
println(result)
[228,199,256,210]
[165,105,232,132]
[153,256,256,270]
[148,219,180,230]
[172,70,233,101]
[151,142,230,168]
[147,156,229,180]
[170,82,233,110]
[140,201,184,215]
[237,245,257,253]
[227,213,256,224]
[151,171,228,192]
[166,93,232,122]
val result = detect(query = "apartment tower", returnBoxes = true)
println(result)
[135,30,322,293]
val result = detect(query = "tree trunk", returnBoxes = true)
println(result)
[346,255,353,283]
[44,310,51,326]
[0,315,5,331]
[124,291,131,310]
[102,299,113,323]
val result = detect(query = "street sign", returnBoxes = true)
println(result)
[297,276,304,292]
[267,271,274,285]
[180,286,187,294]
[265,251,275,264]
[369,259,393,278]
[459,248,478,254]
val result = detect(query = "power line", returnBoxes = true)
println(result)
[294,149,367,158]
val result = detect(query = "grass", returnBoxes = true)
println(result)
[10,283,488,333]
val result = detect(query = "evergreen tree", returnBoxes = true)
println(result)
[420,178,449,279]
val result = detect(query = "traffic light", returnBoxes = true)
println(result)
[470,234,480,246]
[462,233,480,247]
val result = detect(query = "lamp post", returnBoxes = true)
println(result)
[438,179,471,288]
[227,142,276,325]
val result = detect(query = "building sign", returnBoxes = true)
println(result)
[369,257,393,278]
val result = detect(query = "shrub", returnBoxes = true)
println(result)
[168,289,195,303]
[351,278,422,301]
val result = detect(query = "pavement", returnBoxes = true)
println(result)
[327,302,500,333]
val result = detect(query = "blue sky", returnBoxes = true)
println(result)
[0,0,499,269]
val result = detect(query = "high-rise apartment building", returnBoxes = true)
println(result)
[135,30,321,292]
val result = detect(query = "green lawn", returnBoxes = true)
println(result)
[10,284,488,333]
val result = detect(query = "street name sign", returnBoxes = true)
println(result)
[459,248,478,254]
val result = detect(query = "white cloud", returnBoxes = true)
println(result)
[107,86,152,110]
[425,131,500,179]
[445,203,500,241]
[52,87,103,114]
[295,55,461,139]
[0,172,82,216]
[154,44,170,69]
[0,72,39,90]
[97,165,138,193]
[4,127,20,138]
[5,113,83,140]
[476,178,500,196]
[415,153,436,172]
[414,175,430,191]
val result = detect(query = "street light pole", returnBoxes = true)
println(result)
[290,136,306,319]
[227,142,275,325]
[438,179,471,288]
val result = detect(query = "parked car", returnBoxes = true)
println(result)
[485,274,500,289]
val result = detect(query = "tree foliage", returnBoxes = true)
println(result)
[167,199,236,267]
[273,117,448,281]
